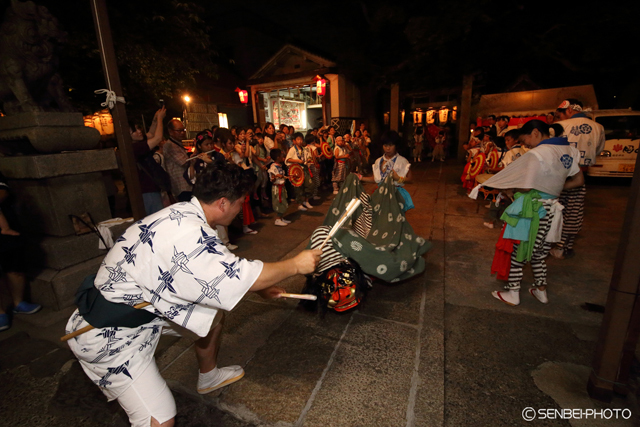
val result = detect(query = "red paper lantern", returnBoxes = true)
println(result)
[314,75,326,96]
[235,87,249,104]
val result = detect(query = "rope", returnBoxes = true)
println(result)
[94,89,125,109]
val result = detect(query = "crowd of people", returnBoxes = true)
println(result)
[130,114,374,249]
[465,98,605,307]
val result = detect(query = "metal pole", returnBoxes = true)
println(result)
[588,154,640,402]
[90,0,145,220]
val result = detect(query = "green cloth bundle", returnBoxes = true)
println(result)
[317,174,431,282]
[500,190,544,262]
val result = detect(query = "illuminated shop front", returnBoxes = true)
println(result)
[248,44,362,133]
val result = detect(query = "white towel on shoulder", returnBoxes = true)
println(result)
[97,218,134,249]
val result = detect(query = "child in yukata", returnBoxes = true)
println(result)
[285,132,314,212]
[432,131,446,162]
[268,149,291,227]
[413,127,424,162]
[331,136,349,194]
[304,134,322,200]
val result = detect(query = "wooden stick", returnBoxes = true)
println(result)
[318,198,361,250]
[60,302,151,342]
[279,293,318,301]
[184,149,219,161]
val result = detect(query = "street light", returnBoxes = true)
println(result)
[183,95,191,103]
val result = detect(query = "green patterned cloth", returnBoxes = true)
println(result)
[314,173,431,282]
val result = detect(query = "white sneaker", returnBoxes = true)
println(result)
[226,244,238,250]
[491,290,520,306]
[197,366,244,394]
[549,248,565,259]
[303,201,313,209]
[298,205,307,211]
[281,218,291,224]
[530,287,549,304]
[275,218,288,226]
[243,226,258,235]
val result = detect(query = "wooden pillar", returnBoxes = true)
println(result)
[322,84,330,126]
[250,86,258,125]
[457,74,474,161]
[390,83,400,132]
[588,155,640,402]
[90,0,145,220]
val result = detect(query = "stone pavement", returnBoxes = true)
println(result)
[1,161,639,426]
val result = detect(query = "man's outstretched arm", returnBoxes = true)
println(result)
[249,249,321,293]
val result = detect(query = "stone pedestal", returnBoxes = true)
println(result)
[1,150,117,236]
[0,113,100,154]
[0,149,125,310]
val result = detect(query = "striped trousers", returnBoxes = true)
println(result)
[557,185,586,251]
[332,161,347,191]
[309,164,321,196]
[506,204,554,290]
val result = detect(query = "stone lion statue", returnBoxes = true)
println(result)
[0,0,74,114]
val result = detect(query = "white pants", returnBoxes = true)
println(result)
[116,311,225,426]
[216,225,229,245]
[117,361,175,427]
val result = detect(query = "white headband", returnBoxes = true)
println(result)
[558,100,583,112]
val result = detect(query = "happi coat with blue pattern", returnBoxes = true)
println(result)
[556,113,605,167]
[65,198,263,400]
[471,138,581,197]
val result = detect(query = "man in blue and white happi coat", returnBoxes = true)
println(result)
[552,99,605,259]
[65,162,321,427]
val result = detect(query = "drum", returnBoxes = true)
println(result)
[476,173,500,202]
[466,152,486,180]
[486,150,500,170]
[289,164,304,187]
[321,142,333,159]
[476,173,493,185]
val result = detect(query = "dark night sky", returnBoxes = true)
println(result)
[3,0,640,111]
[190,0,640,109]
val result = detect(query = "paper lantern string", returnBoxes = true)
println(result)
[94,89,125,109]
